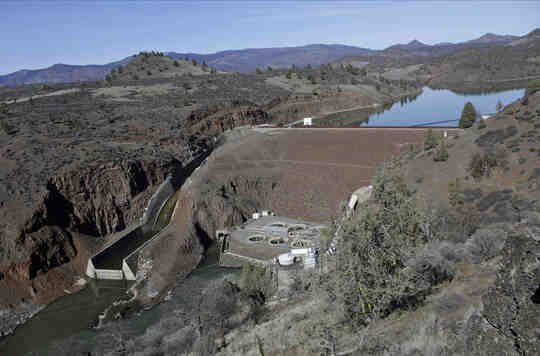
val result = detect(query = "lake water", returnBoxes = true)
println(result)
[318,87,526,127]
[0,85,527,355]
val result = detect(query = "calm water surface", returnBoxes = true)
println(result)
[319,87,526,127]
[0,85,527,355]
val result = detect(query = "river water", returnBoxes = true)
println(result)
[317,87,526,127]
[0,85,527,355]
[0,243,238,356]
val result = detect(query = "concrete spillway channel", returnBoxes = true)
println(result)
[86,175,179,280]
[86,150,211,280]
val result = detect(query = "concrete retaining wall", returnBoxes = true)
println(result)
[87,177,176,281]
[94,269,124,280]
[124,200,180,277]
[122,261,137,281]
[86,151,212,281]
[140,176,175,228]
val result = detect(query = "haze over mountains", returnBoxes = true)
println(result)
[0,30,534,86]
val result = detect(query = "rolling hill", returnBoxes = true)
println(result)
[0,30,534,86]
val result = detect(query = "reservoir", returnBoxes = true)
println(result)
[0,85,526,355]
[317,87,526,127]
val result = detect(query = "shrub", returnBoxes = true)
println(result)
[448,178,465,208]
[477,120,487,130]
[409,246,457,290]
[239,264,274,300]
[525,79,540,96]
[469,148,507,179]
[285,70,292,79]
[459,102,477,128]
[173,60,179,67]
[320,168,448,326]
[433,140,449,161]
[423,128,439,151]
[465,228,506,263]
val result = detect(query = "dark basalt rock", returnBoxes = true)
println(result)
[483,233,540,355]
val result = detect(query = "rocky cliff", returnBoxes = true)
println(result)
[0,157,181,306]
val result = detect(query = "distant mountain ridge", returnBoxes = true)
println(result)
[0,58,131,86]
[166,44,373,73]
[0,30,535,86]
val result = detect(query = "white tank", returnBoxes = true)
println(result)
[278,253,295,266]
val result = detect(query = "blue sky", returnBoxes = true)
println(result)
[1,1,539,75]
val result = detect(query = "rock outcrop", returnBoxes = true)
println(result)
[0,157,181,307]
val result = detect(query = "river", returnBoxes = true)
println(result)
[0,85,527,355]
[317,87,526,127]
[0,243,239,356]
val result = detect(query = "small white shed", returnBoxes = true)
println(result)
[303,117,313,126]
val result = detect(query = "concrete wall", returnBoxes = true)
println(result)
[86,259,97,279]
[93,269,124,280]
[122,261,137,281]
[140,176,175,229]
[124,200,180,278]
[87,180,176,281]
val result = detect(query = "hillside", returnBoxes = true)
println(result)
[0,50,419,339]
[37,91,540,356]
[168,44,373,72]
[0,58,130,86]
[0,30,528,86]
[417,28,540,90]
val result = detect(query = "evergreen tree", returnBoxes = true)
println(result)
[423,128,438,151]
[433,139,449,162]
[459,102,477,128]
[286,70,292,79]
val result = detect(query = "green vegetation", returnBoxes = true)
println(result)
[433,139,449,161]
[525,79,540,96]
[469,148,508,179]
[0,120,16,135]
[423,128,439,150]
[459,102,477,128]
[448,178,464,208]
[239,264,275,300]
[285,70,292,79]
[154,192,178,231]
[317,167,457,328]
